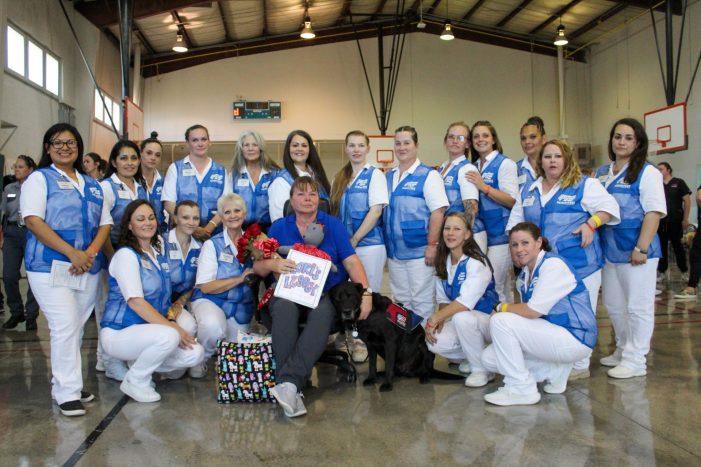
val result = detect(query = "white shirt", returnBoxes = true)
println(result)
[196,230,241,285]
[109,244,164,300]
[21,164,113,226]
[100,174,143,213]
[167,228,201,264]
[349,163,389,207]
[518,250,576,316]
[476,151,519,200]
[267,168,313,223]
[598,163,667,216]
[506,177,622,231]
[235,165,270,190]
[434,254,493,310]
[144,170,162,195]
[389,159,449,212]
[161,155,231,203]
[439,156,479,202]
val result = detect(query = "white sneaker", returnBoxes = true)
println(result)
[95,360,105,372]
[543,365,572,394]
[607,364,646,379]
[568,368,590,381]
[484,387,541,406]
[295,393,308,416]
[120,379,161,403]
[674,289,697,300]
[458,360,471,374]
[105,360,129,381]
[270,382,306,418]
[464,372,493,388]
[600,350,622,367]
[188,362,207,379]
[159,368,187,380]
[655,289,663,296]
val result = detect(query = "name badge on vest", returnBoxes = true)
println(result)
[237,178,249,187]
[219,252,234,263]
[57,180,73,190]
[141,258,152,270]
[182,168,196,177]
[161,263,170,272]
[169,249,182,260]
[518,174,527,185]
[522,196,535,207]
[117,190,131,200]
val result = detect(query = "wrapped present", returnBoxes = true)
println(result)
[216,337,277,403]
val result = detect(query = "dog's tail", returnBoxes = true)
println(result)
[430,369,464,380]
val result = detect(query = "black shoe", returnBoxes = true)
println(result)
[25,319,37,331]
[80,391,95,403]
[2,316,25,330]
[59,400,86,417]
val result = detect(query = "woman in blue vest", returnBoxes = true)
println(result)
[424,212,498,388]
[82,152,102,180]
[596,118,666,379]
[161,124,230,241]
[507,139,620,379]
[230,129,280,230]
[21,123,112,416]
[384,126,449,321]
[437,122,485,252]
[465,121,519,303]
[140,131,167,232]
[191,193,255,364]
[267,130,332,223]
[481,222,597,406]
[101,200,204,403]
[516,116,547,199]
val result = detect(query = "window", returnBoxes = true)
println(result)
[5,24,60,96]
[94,88,121,132]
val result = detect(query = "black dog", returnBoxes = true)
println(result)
[329,282,462,392]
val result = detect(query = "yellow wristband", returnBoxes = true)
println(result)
[591,215,602,228]
[501,303,509,313]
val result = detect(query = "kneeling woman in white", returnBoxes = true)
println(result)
[191,193,255,358]
[424,212,499,388]
[100,200,204,402]
[481,222,597,406]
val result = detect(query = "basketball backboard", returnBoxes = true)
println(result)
[368,135,395,172]
[644,102,687,155]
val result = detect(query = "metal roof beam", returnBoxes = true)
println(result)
[171,10,194,48]
[216,1,232,41]
[528,0,583,35]
[462,0,486,22]
[73,0,211,28]
[569,2,626,40]
[497,0,534,28]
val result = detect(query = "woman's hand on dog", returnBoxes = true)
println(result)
[359,294,372,320]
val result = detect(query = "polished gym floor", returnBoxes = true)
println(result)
[1,271,700,466]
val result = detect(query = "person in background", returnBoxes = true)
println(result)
[230,130,280,230]
[675,184,701,299]
[161,124,230,241]
[1,155,40,330]
[517,117,546,198]
[82,152,102,180]
[140,132,167,232]
[21,123,112,416]
[655,161,690,283]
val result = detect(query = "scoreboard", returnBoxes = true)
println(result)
[233,101,281,120]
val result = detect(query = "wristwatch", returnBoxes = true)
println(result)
[634,246,648,254]
[363,287,373,296]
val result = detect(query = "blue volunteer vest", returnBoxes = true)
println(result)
[520,252,597,349]
[232,170,276,228]
[191,232,254,324]
[147,175,166,232]
[443,159,470,214]
[105,177,148,244]
[101,247,172,330]
[517,158,537,199]
[174,158,226,227]
[166,233,200,296]
[384,165,432,260]
[596,163,662,263]
[339,167,384,247]
[477,153,511,246]
[25,167,106,274]
[521,178,603,278]
[276,169,329,200]
[442,256,498,314]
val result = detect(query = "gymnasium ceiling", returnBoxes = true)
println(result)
[71,1,681,77]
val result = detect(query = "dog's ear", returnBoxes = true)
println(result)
[354,282,365,294]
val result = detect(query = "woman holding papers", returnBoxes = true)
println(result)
[21,123,112,417]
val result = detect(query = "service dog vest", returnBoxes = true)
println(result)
[339,166,384,247]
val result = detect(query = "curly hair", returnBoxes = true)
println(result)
[536,139,582,189]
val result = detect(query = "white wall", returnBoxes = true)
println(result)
[144,32,589,166]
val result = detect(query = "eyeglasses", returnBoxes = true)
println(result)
[49,139,78,149]
[447,134,467,142]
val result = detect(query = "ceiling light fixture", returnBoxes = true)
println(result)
[300,16,315,39]
[172,33,188,53]
[553,19,568,47]
[417,0,426,29]
[440,0,454,41]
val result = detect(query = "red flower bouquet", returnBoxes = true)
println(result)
[236,224,280,264]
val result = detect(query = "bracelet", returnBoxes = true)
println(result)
[634,245,648,255]
[428,241,439,247]
[499,303,509,313]
[86,246,98,257]
[585,223,595,233]
[591,214,602,228]
[168,318,176,323]
[208,220,217,227]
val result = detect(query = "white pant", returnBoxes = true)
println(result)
[426,310,491,373]
[481,312,591,395]
[191,298,250,358]
[573,270,602,370]
[101,324,204,388]
[487,243,513,303]
[474,231,488,256]
[356,245,387,293]
[27,271,100,404]
[388,258,436,319]
[601,259,658,371]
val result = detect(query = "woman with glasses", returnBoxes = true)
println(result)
[21,123,112,416]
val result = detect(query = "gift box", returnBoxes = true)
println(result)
[216,338,277,403]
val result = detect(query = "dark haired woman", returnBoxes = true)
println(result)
[82,152,102,180]
[424,212,498,388]
[517,117,547,198]
[267,129,332,223]
[140,131,167,231]
[21,123,112,416]
[595,118,666,379]
[466,121,519,303]
[481,222,597,406]
[161,124,230,241]
[100,200,204,402]
[231,129,280,229]
[2,155,40,330]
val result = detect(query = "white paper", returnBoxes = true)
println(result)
[274,249,331,308]
[49,260,88,291]
[237,330,272,344]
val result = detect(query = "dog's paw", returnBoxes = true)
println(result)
[379,382,393,392]
[362,377,376,386]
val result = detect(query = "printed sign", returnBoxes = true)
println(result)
[273,249,331,308]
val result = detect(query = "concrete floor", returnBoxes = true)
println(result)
[1,273,701,466]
